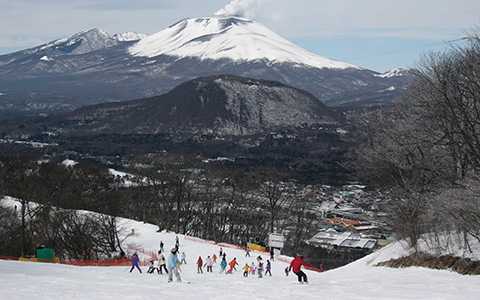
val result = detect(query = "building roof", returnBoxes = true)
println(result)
[307,229,377,250]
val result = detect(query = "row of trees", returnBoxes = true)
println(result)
[0,156,126,258]
[356,32,480,252]
[0,203,124,259]
[0,154,318,258]
[120,166,317,252]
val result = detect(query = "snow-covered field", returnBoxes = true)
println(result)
[1,214,480,300]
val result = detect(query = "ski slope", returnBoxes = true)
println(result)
[1,214,480,300]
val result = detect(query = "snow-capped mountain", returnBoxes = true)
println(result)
[375,68,411,78]
[130,16,357,70]
[0,16,412,116]
[25,28,118,56]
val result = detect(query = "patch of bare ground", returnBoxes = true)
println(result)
[377,253,480,275]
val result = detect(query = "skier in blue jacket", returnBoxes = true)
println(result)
[220,256,228,273]
[167,248,182,282]
[129,253,142,273]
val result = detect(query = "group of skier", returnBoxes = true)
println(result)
[129,237,309,284]
[241,256,272,278]
[195,255,214,273]
[131,236,184,282]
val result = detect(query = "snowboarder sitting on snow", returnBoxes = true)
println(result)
[205,256,214,273]
[167,248,182,282]
[242,263,250,277]
[147,260,157,274]
[196,256,203,274]
[265,259,272,276]
[226,257,238,274]
[290,255,308,284]
[129,252,142,273]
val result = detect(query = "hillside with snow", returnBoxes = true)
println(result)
[1,196,479,300]
[130,16,357,70]
[1,224,479,300]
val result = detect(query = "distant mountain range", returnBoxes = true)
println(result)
[0,15,412,117]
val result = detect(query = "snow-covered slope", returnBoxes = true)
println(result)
[34,28,118,56]
[1,197,479,299]
[129,16,358,70]
[4,28,144,62]
[1,220,480,300]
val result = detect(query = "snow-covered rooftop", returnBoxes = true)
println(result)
[308,229,377,250]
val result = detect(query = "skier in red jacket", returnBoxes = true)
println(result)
[226,257,239,274]
[290,255,308,283]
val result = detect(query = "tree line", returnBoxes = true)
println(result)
[355,31,480,252]
[0,155,318,259]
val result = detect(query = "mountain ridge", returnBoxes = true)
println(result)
[0,16,412,116]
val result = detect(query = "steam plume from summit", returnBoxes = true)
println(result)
[214,0,260,18]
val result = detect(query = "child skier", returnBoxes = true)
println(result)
[242,263,250,277]
[167,248,182,282]
[265,259,272,276]
[129,252,142,273]
[250,262,256,275]
[212,254,218,264]
[205,256,214,273]
[180,252,187,264]
[196,256,204,274]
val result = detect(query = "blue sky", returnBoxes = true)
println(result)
[295,36,457,71]
[0,0,478,72]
